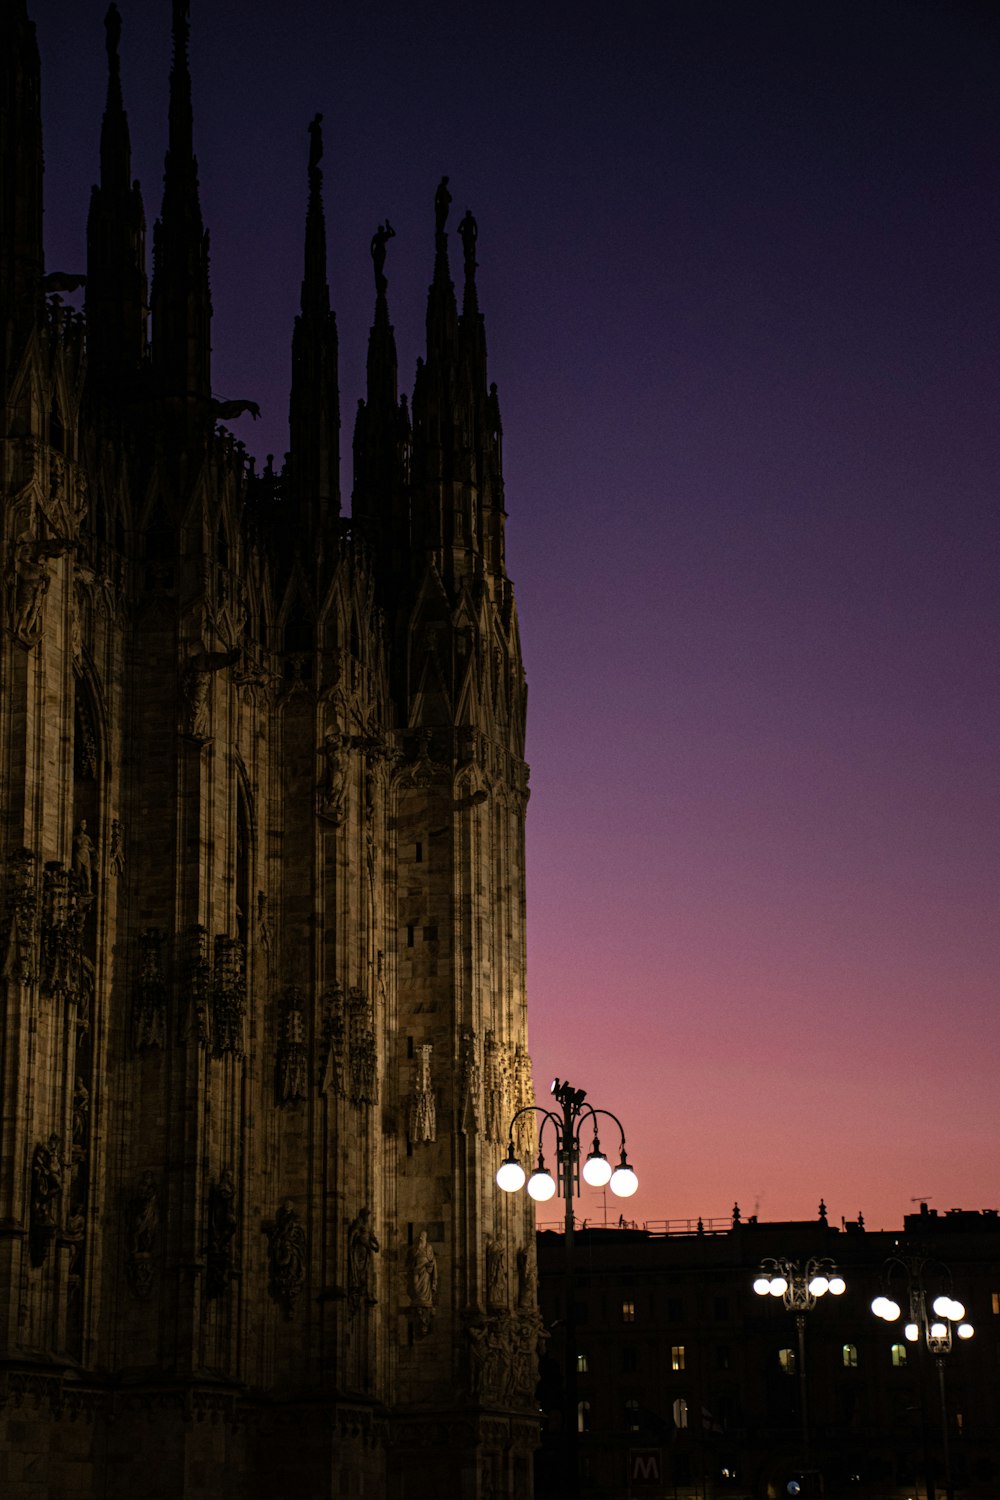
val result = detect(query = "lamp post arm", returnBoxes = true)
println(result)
[577,1104,629,1152]
[504,1104,564,1154]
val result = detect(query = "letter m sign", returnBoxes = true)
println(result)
[629,1448,662,1485]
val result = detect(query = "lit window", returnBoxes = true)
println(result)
[842,1343,858,1368]
[671,1345,686,1371]
[891,1343,907,1368]
[577,1400,591,1433]
[576,1353,588,1374]
[992,1291,1000,1316]
[778,1347,796,1374]
[622,1300,635,1323]
[672,1397,689,1429]
[625,1399,641,1432]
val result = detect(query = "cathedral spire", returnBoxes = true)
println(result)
[287,113,341,543]
[86,4,148,390]
[0,0,44,370]
[352,219,408,601]
[151,0,211,403]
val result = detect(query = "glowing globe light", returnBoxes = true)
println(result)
[930,1321,947,1340]
[957,1322,974,1339]
[808,1275,829,1297]
[496,1146,526,1194]
[526,1166,556,1202]
[950,1299,966,1322]
[769,1277,788,1297]
[582,1148,613,1188]
[871,1296,889,1319]
[609,1157,638,1198]
[904,1322,919,1341]
[828,1276,846,1296]
[753,1277,772,1296]
[933,1294,961,1320]
[882,1299,901,1322]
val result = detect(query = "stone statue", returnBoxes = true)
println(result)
[267,1199,307,1318]
[72,821,95,893]
[435,175,451,235]
[72,1077,90,1147]
[347,1207,379,1307]
[126,1171,159,1298]
[206,1168,238,1300]
[320,730,347,823]
[370,220,395,297]
[458,209,477,278]
[181,649,239,740]
[109,817,126,876]
[29,1134,63,1266]
[486,1232,506,1309]
[407,1230,438,1335]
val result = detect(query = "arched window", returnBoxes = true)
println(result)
[576,1352,588,1374]
[842,1343,858,1368]
[891,1344,907,1368]
[672,1397,688,1429]
[778,1347,796,1374]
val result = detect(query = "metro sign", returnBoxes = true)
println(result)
[628,1448,662,1486]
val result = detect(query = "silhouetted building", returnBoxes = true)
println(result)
[536,1205,1000,1499]
[0,4,538,1497]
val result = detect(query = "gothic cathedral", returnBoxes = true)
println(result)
[0,4,539,1496]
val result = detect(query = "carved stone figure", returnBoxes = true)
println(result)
[459,1030,481,1134]
[458,208,477,278]
[348,986,377,1106]
[486,1232,506,1309]
[516,1245,535,1310]
[409,1042,436,1143]
[72,820,95,893]
[434,175,452,235]
[267,1199,307,1318]
[206,1167,238,1300]
[370,220,395,296]
[135,927,167,1050]
[347,1207,379,1307]
[181,649,239,740]
[12,544,50,646]
[72,1077,90,1147]
[109,817,126,876]
[29,1134,63,1266]
[319,730,348,823]
[126,1171,159,1298]
[211,397,261,422]
[406,1230,438,1336]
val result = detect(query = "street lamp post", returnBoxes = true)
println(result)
[497,1077,638,1500]
[871,1251,974,1500]
[752,1256,846,1486]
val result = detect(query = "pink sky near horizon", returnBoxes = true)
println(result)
[32,0,1000,1232]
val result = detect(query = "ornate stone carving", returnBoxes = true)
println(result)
[206,1168,238,1300]
[277,987,308,1103]
[180,648,239,741]
[409,1042,436,1144]
[466,1309,545,1408]
[125,1171,159,1299]
[212,935,245,1055]
[266,1199,307,1318]
[347,1207,379,1309]
[486,1232,507,1311]
[319,980,346,1097]
[512,1045,533,1156]
[179,924,212,1046]
[29,1134,64,1267]
[108,817,126,877]
[406,1230,438,1336]
[318,729,348,823]
[348,986,377,1106]
[459,1030,481,1134]
[134,928,167,1051]
[40,862,88,1002]
[1,848,37,985]
[10,541,50,647]
[483,1032,510,1145]
[516,1246,536,1311]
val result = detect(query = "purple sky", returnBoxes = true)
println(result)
[35,1,999,1230]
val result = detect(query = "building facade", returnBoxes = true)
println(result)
[536,1206,1000,1500]
[0,4,540,1496]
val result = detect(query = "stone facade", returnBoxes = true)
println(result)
[0,5,540,1496]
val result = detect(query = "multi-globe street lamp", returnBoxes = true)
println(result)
[497,1077,638,1500]
[752,1256,846,1487]
[871,1252,974,1500]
